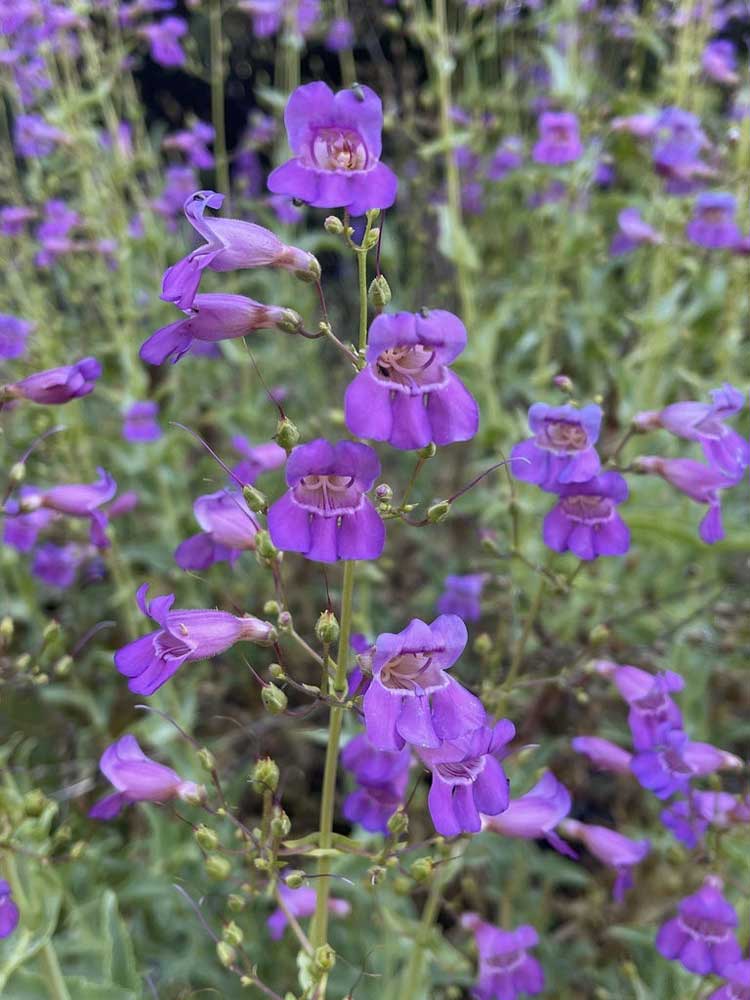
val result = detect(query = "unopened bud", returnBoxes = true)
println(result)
[242,484,267,513]
[223,921,244,947]
[315,610,340,645]
[387,809,408,836]
[195,824,219,851]
[254,529,279,562]
[254,856,270,871]
[228,893,245,912]
[262,682,288,714]
[553,374,574,394]
[23,789,48,817]
[473,633,493,656]
[426,500,451,524]
[9,462,25,485]
[393,875,411,895]
[277,610,292,631]
[269,662,285,680]
[251,757,280,794]
[375,483,393,501]
[312,944,336,976]
[284,870,306,889]
[368,274,391,309]
[588,623,610,646]
[275,308,304,335]
[270,809,291,838]
[410,857,433,883]
[417,442,437,460]
[205,854,232,881]
[0,617,13,645]
[275,417,300,453]
[216,941,236,968]
[54,655,73,677]
[198,747,216,772]
[324,215,345,235]
[263,600,280,616]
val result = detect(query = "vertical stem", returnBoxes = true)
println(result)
[504,576,546,694]
[209,0,230,201]
[311,560,356,956]
[400,867,448,998]
[357,248,368,352]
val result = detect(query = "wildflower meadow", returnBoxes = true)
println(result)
[3,1,750,998]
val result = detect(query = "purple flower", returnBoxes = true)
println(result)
[687,193,742,249]
[5,357,101,404]
[140,293,302,365]
[482,771,575,858]
[0,314,33,359]
[487,137,523,180]
[707,960,750,1000]
[611,113,658,139]
[267,877,350,941]
[14,113,67,157]
[341,732,411,833]
[267,439,385,564]
[231,436,287,485]
[268,82,398,217]
[609,207,663,256]
[661,792,741,849]
[532,111,582,166]
[510,402,602,488]
[362,615,485,751]
[571,736,633,773]
[633,455,744,544]
[2,489,55,552]
[702,40,738,85]
[597,662,685,751]
[238,0,283,38]
[139,17,187,67]
[634,383,749,478]
[652,107,709,192]
[152,165,198,228]
[418,720,514,836]
[436,573,487,622]
[175,490,259,570]
[32,542,83,588]
[630,728,741,800]
[114,584,275,695]
[122,401,162,442]
[325,17,354,51]
[344,310,479,450]
[89,734,200,820]
[543,472,630,561]
[13,469,117,549]
[462,915,544,1000]
[656,876,741,976]
[0,206,36,236]
[163,121,214,169]
[559,819,650,902]
[0,881,19,939]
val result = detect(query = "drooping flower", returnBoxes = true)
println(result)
[418,720,515,836]
[344,310,479,450]
[267,82,398,217]
[139,16,188,67]
[122,401,162,443]
[231,436,286,486]
[656,876,742,976]
[10,469,117,549]
[482,771,576,857]
[559,819,650,901]
[0,314,33,360]
[686,193,742,250]
[4,357,101,404]
[651,107,710,193]
[633,383,749,478]
[510,402,602,488]
[702,39,738,86]
[633,456,744,544]
[597,662,685,751]
[707,959,750,1000]
[630,727,742,799]
[267,439,385,563]
[175,490,260,570]
[163,120,215,169]
[161,190,319,309]
[32,542,84,588]
[661,791,742,850]
[609,207,663,256]
[461,914,544,1000]
[436,573,488,623]
[267,877,350,941]
[140,293,303,365]
[362,615,485,752]
[89,735,201,820]
[341,732,411,834]
[571,736,633,773]
[532,111,582,165]
[542,472,630,560]
[0,881,19,939]
[114,584,275,695]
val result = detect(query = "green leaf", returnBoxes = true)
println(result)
[100,892,139,991]
[436,204,479,272]
[0,867,63,992]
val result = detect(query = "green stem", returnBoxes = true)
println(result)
[356,248,368,352]
[400,869,447,999]
[310,560,356,960]
[504,576,546,694]
[209,0,230,201]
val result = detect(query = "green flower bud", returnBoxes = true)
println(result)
[253,857,270,871]
[263,600,280,616]
[426,500,451,524]
[216,941,236,968]
[9,461,25,485]
[315,610,340,646]
[197,747,216,772]
[205,855,232,881]
[54,655,73,677]
[368,274,392,310]
[324,215,345,235]
[242,484,268,513]
[0,617,13,645]
[275,417,300,453]
[251,757,280,794]
[254,529,279,562]
[269,662,285,680]
[417,442,437,460]
[284,870,306,889]
[387,809,409,836]
[262,683,288,715]
[393,875,411,895]
[195,824,219,851]
[270,809,291,838]
[275,308,304,335]
[223,921,244,947]
[410,857,434,883]
[228,893,245,912]
[23,789,48,817]
[312,944,336,976]
[588,623,610,646]
[473,633,493,656]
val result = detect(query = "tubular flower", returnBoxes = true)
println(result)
[532,111,582,165]
[609,207,663,256]
[462,914,544,1000]
[571,736,633,773]
[89,735,200,820]
[0,314,33,359]
[4,357,101,404]
[686,192,742,250]
[510,402,602,488]
[13,468,118,549]
[707,960,750,1000]
[661,792,744,849]
[559,819,650,901]
[341,732,411,834]
[656,876,742,976]
[114,584,275,695]
[344,310,479,450]
[268,82,398,216]
[267,439,385,563]
[482,771,576,858]
[362,615,486,751]
[267,877,350,941]
[436,573,488,622]
[231,436,287,485]
[175,490,260,570]
[0,881,19,939]
[543,472,630,560]
[630,727,742,799]
[122,401,162,442]
[161,190,320,309]
[595,662,685,751]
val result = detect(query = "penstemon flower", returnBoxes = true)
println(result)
[267,877,350,941]
[461,914,545,1000]
[571,736,633,773]
[532,111,582,165]
[0,881,19,939]
[559,819,650,902]
[230,436,287,485]
[0,314,33,359]
[341,732,411,834]
[656,876,742,976]
[436,573,488,622]
[122,401,162,443]
[686,192,742,250]
[4,357,101,404]
[482,771,575,857]
[174,490,260,570]
[510,402,602,489]
[542,472,630,560]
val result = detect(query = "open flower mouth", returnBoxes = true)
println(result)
[485,949,525,972]
[154,629,194,661]
[310,127,368,171]
[677,914,733,943]
[560,494,613,523]
[658,748,693,778]
[379,651,446,693]
[294,473,363,515]
[435,755,486,785]
[373,345,446,392]
[539,419,589,452]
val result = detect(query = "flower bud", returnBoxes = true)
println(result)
[473,633,493,656]
[324,215,345,235]
[587,623,610,645]
[387,809,408,836]
[198,747,216,772]
[312,944,336,977]
[417,442,437,460]
[284,870,306,889]
[269,662,285,680]
[228,893,245,912]
[263,599,280,616]
[195,824,219,851]
[216,941,236,968]
[262,682,288,714]
[205,854,232,881]
[375,483,392,501]
[368,274,392,310]
[242,484,268,513]
[0,617,13,646]
[277,610,292,631]
[315,610,340,646]
[426,500,451,524]
[300,255,322,282]
[255,529,279,562]
[23,789,48,817]
[270,808,291,838]
[275,308,304,335]
[54,655,73,677]
[275,416,300,452]
[393,875,411,895]
[251,757,280,794]
[254,857,270,871]
[223,921,244,947]
[9,461,25,485]
[410,857,434,883]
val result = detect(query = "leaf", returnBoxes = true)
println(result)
[0,867,63,992]
[435,204,479,272]
[100,891,139,991]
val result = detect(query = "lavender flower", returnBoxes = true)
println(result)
[532,111,582,165]
[656,877,741,976]
[634,383,749,478]
[267,439,385,563]
[163,121,214,168]
[175,490,259,570]
[122,401,162,442]
[661,792,742,849]
[10,469,117,549]
[32,542,83,588]
[4,357,101,404]
[152,166,198,229]
[0,206,36,237]
[2,493,54,552]
[341,732,411,833]
[418,720,514,835]
[543,472,630,560]
[510,402,602,488]
[559,819,650,901]
[609,207,663,256]
[325,17,354,51]
[114,583,275,694]
[344,310,479,450]
[686,193,742,249]
[89,735,200,820]
[267,878,350,940]
[362,615,485,751]
[461,914,544,1000]
[487,137,523,180]
[596,662,685,750]
[161,190,319,309]
[35,198,79,267]
[231,436,287,485]
[482,771,576,857]
[0,314,33,360]
[630,728,741,799]
[14,113,67,157]
[436,573,487,622]
[139,16,187,67]
[268,82,398,217]
[652,107,709,192]
[707,960,750,1000]
[140,293,303,365]
[571,736,633,773]
[702,40,738,85]
[0,881,19,939]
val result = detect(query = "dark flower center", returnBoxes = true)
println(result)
[539,419,588,452]
[154,626,193,660]
[435,754,485,785]
[632,684,670,715]
[294,474,362,516]
[699,206,730,225]
[485,948,525,972]
[311,128,367,171]
[658,746,692,777]
[379,651,445,693]
[374,344,444,392]
[560,493,613,523]
[677,913,732,943]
